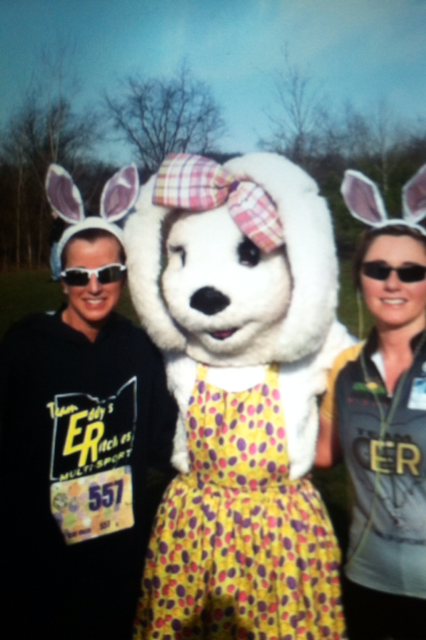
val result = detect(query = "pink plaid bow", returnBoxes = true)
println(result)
[153,154,284,253]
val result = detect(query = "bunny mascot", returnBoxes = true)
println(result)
[125,153,351,639]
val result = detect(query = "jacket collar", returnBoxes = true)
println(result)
[364,326,426,359]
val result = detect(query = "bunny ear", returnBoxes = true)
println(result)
[403,164,426,224]
[45,164,85,224]
[341,170,387,226]
[100,164,140,222]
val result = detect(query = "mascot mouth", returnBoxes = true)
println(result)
[209,328,238,341]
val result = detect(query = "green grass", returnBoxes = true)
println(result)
[0,263,367,551]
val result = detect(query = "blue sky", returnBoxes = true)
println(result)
[1,0,426,164]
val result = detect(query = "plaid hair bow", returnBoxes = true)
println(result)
[153,154,284,254]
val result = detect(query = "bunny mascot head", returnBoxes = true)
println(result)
[125,153,346,366]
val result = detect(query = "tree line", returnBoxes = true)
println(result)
[1,49,425,269]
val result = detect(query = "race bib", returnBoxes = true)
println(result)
[51,465,134,545]
[48,378,137,544]
[408,378,426,411]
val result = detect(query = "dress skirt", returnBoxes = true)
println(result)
[134,365,346,639]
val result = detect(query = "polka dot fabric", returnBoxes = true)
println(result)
[134,365,346,639]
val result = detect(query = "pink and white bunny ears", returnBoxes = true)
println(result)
[341,165,426,237]
[45,163,140,257]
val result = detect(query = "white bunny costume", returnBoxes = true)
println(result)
[126,153,350,639]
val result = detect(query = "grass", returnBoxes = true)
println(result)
[0,262,369,551]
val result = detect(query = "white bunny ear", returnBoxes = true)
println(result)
[45,164,85,224]
[100,164,140,222]
[341,170,387,226]
[403,164,426,224]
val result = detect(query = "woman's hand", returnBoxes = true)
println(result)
[314,414,342,468]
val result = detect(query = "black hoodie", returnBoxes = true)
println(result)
[0,310,177,640]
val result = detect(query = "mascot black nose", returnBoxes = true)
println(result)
[190,287,230,316]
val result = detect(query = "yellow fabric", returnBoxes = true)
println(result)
[135,364,346,639]
[320,343,364,424]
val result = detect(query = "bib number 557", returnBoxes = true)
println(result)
[88,479,124,511]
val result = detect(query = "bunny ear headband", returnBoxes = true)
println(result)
[45,163,140,257]
[153,154,284,254]
[341,165,426,237]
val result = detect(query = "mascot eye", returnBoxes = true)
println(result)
[169,245,186,266]
[238,238,260,267]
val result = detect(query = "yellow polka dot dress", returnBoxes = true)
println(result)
[134,365,346,639]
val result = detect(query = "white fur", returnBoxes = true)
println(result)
[162,206,292,365]
[125,153,338,363]
[125,184,186,350]
[225,154,338,363]
[124,152,353,477]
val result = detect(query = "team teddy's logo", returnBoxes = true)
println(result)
[49,378,137,481]
[48,378,137,544]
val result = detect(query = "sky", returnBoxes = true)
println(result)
[1,0,426,164]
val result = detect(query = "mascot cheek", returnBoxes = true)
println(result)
[242,252,293,325]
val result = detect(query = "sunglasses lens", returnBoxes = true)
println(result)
[398,265,426,283]
[362,263,390,280]
[63,270,89,286]
[97,265,125,284]
[362,262,426,283]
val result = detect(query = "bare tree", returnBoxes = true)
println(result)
[4,96,98,175]
[402,117,426,169]
[339,102,372,160]
[369,99,407,195]
[340,99,408,196]
[259,50,326,168]
[105,65,226,172]
[0,45,101,268]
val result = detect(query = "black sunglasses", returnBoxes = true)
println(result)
[362,261,426,283]
[61,264,126,286]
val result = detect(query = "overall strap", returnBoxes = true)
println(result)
[196,363,209,382]
[265,362,280,388]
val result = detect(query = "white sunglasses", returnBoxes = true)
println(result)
[60,263,126,286]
